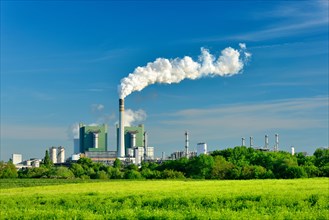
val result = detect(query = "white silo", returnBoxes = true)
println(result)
[291,147,295,156]
[93,132,99,149]
[49,147,57,164]
[131,132,137,148]
[197,143,207,156]
[57,146,65,163]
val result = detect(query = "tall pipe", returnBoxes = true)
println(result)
[265,135,269,149]
[242,137,246,146]
[275,133,279,151]
[93,132,99,149]
[185,131,189,158]
[119,98,125,157]
[250,136,254,148]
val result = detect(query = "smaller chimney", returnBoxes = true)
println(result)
[249,136,254,148]
[185,131,189,158]
[242,137,246,146]
[265,135,269,149]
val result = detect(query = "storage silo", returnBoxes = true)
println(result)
[197,143,207,156]
[49,146,57,164]
[57,146,65,163]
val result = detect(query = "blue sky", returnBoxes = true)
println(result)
[1,1,328,161]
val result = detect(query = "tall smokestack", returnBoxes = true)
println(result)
[185,131,189,158]
[119,98,125,157]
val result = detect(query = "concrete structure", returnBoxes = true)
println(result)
[57,146,65,163]
[291,147,295,156]
[274,134,279,152]
[12,154,22,165]
[73,138,80,154]
[15,158,41,169]
[49,146,57,164]
[197,143,207,156]
[49,146,66,164]
[264,135,269,150]
[250,136,254,148]
[71,154,80,161]
[117,124,145,156]
[79,123,108,153]
[118,98,125,157]
[185,131,189,158]
[242,137,246,146]
[84,151,117,164]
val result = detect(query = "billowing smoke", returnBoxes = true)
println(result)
[124,109,147,127]
[118,44,251,98]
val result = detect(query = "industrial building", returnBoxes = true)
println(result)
[116,124,144,155]
[12,154,22,165]
[79,123,108,153]
[49,146,66,164]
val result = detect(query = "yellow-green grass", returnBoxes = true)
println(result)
[1,178,328,219]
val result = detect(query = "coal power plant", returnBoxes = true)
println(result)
[70,45,255,165]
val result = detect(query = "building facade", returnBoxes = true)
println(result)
[79,123,108,153]
[116,124,144,155]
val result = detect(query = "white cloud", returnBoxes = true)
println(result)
[91,104,104,112]
[124,109,147,127]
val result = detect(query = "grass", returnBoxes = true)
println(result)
[1,178,328,219]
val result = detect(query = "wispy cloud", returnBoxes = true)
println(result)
[148,96,328,146]
[194,1,328,43]
[88,47,138,63]
[1,124,67,140]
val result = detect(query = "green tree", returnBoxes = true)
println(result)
[162,169,185,179]
[211,156,234,179]
[113,158,122,169]
[124,170,143,179]
[187,154,214,179]
[314,148,329,168]
[42,150,53,168]
[70,163,85,178]
[0,161,18,178]
[49,167,75,179]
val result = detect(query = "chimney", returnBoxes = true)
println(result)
[265,135,269,149]
[242,137,246,146]
[185,131,189,158]
[118,98,125,157]
[250,136,254,148]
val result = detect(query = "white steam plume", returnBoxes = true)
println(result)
[124,109,147,127]
[118,44,251,98]
[67,123,80,140]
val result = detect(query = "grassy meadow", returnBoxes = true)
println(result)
[1,178,328,219]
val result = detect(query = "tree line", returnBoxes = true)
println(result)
[1,146,328,179]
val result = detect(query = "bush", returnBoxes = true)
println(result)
[124,170,143,179]
[162,169,185,179]
[0,161,18,178]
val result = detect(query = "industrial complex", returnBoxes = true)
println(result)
[10,97,294,169]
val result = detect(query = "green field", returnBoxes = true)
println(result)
[1,178,328,219]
